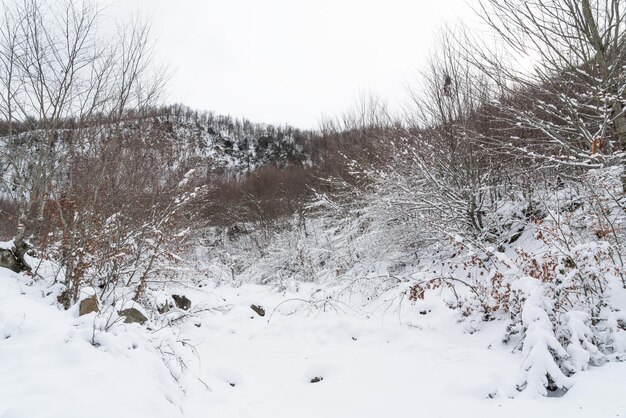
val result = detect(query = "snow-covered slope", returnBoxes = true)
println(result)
[2,268,626,418]
[0,270,185,418]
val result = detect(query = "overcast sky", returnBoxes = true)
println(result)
[109,0,474,129]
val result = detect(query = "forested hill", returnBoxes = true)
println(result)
[0,104,321,240]
[105,105,316,175]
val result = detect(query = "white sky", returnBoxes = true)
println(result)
[109,0,474,129]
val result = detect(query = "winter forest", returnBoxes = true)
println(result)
[0,0,625,417]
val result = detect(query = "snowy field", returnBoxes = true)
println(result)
[1,268,625,418]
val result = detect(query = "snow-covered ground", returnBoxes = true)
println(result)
[1,268,625,418]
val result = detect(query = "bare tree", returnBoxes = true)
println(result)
[384,29,503,240]
[471,0,625,170]
[0,0,166,272]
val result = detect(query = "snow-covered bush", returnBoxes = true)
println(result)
[392,167,626,394]
[514,277,572,396]
[557,311,603,373]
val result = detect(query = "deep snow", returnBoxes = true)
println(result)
[1,269,625,418]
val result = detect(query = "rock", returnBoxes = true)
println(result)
[172,294,191,310]
[0,240,31,273]
[0,248,22,273]
[118,308,148,324]
[250,304,265,317]
[57,290,71,309]
[79,295,99,316]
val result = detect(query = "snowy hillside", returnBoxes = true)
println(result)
[137,106,313,174]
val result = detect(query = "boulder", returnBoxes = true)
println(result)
[118,308,148,325]
[79,295,99,316]
[172,294,191,310]
[0,248,22,273]
[0,240,31,273]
